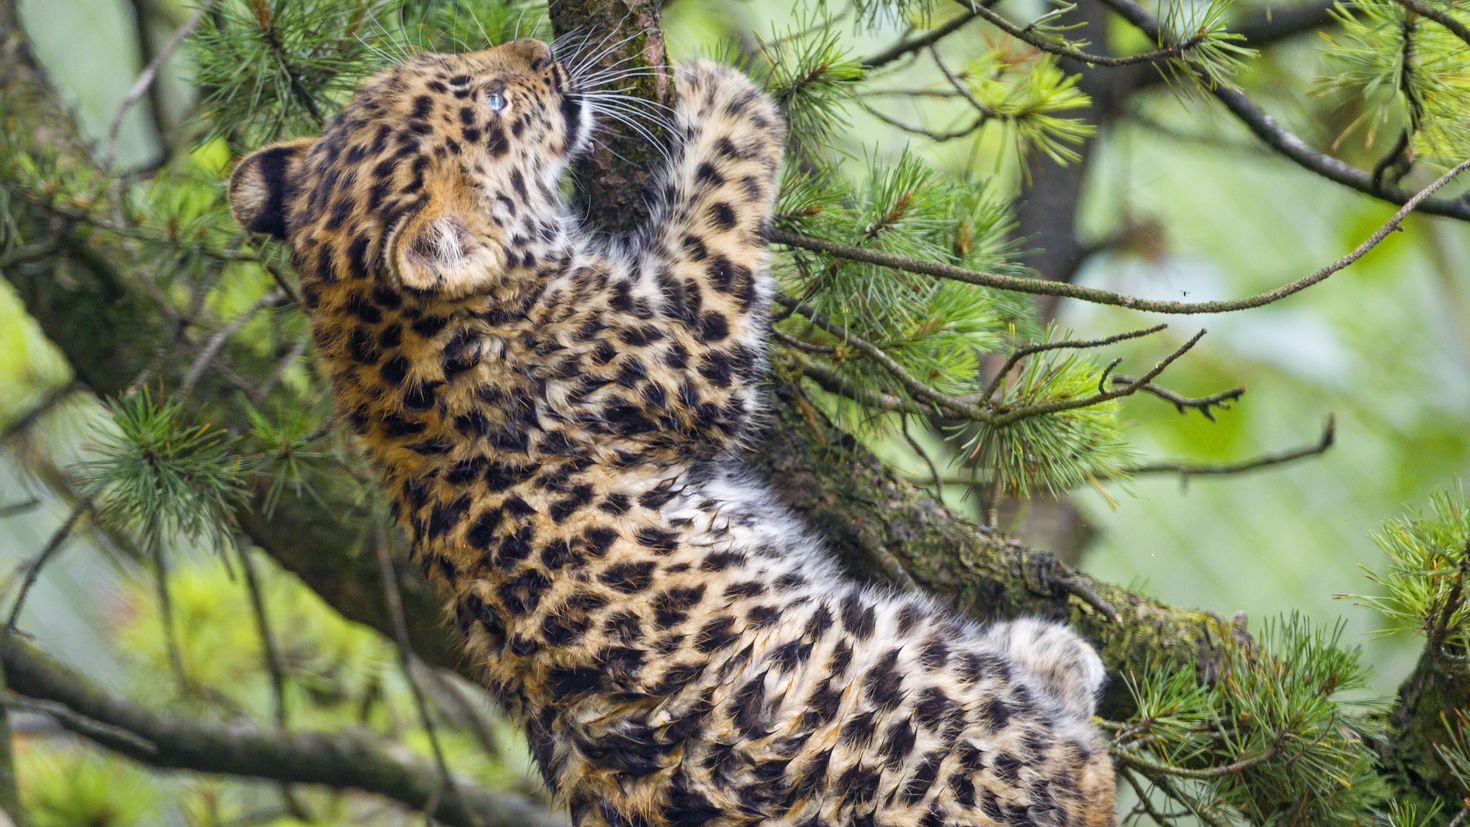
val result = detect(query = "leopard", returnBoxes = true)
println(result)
[226,35,1117,827]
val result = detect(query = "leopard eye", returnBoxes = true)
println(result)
[487,92,509,113]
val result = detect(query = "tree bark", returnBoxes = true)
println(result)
[546,0,672,234]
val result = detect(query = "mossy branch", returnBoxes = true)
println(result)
[0,637,565,827]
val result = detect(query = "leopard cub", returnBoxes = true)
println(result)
[228,36,1116,827]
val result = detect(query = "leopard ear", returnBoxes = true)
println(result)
[227,138,314,240]
[385,194,504,296]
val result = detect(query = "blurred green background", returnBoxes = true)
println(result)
[3,0,1467,823]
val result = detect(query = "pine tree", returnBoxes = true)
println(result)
[1,0,1469,824]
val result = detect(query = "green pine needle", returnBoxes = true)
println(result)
[75,391,246,552]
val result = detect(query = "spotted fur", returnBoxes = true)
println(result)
[228,38,1116,826]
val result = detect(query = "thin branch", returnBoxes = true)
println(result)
[1396,0,1470,50]
[1111,374,1245,421]
[900,417,945,503]
[990,330,1207,426]
[858,101,987,142]
[0,238,60,269]
[1117,766,1178,825]
[0,660,21,827]
[776,295,997,422]
[968,324,1169,404]
[1117,736,1285,779]
[768,156,1470,313]
[1,636,566,827]
[1126,416,1336,477]
[180,290,287,397]
[965,1,1211,67]
[1099,0,1470,222]
[1,380,82,443]
[787,352,929,415]
[771,328,835,355]
[104,3,210,168]
[373,524,469,827]
[237,545,311,820]
[1,695,157,755]
[777,297,1200,426]
[929,47,1002,120]
[1039,556,1121,623]
[144,537,193,696]
[863,8,980,68]
[253,9,324,125]
[0,500,40,520]
[4,503,88,635]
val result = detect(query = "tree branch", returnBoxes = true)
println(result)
[965,1,1211,68]
[1395,0,1470,50]
[1098,0,1470,223]
[862,9,979,69]
[769,156,1470,314]
[0,637,565,827]
[1126,416,1336,477]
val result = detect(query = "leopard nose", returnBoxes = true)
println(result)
[506,38,553,72]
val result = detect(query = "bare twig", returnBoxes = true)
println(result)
[255,12,324,125]
[929,48,1002,121]
[777,296,1201,427]
[149,540,191,694]
[1099,0,1470,223]
[104,3,210,168]
[858,101,987,142]
[990,330,1208,426]
[252,338,307,403]
[968,324,1169,404]
[0,500,40,520]
[771,328,835,355]
[1111,374,1245,420]
[0,659,22,827]
[1117,735,1285,779]
[1117,766,1178,825]
[2,694,158,755]
[1126,416,1335,478]
[1028,554,1121,622]
[1,380,82,443]
[373,525,469,827]
[787,353,928,415]
[900,417,945,502]
[863,8,980,68]
[4,503,88,635]
[768,156,1470,313]
[965,1,1211,67]
[237,545,311,820]
[180,290,287,397]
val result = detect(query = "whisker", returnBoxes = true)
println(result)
[568,26,646,82]
[552,26,589,58]
[579,92,680,122]
[576,66,676,88]
[586,102,674,168]
[563,24,622,79]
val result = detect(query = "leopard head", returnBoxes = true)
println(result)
[228,38,590,302]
